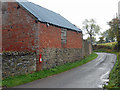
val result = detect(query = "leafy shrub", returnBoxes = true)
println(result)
[93,42,118,52]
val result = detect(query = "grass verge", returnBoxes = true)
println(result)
[2,52,98,88]
[104,52,120,88]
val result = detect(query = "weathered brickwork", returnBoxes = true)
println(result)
[38,23,62,51]
[2,2,83,52]
[2,2,39,78]
[2,51,36,78]
[2,2,39,52]
[2,2,92,78]
[38,23,83,50]
[66,30,83,48]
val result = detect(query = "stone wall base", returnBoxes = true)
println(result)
[2,41,92,78]
[2,51,36,78]
[41,48,84,69]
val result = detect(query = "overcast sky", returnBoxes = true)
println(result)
[28,0,119,40]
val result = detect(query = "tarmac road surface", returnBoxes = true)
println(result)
[15,52,116,88]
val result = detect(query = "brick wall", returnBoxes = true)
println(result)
[2,2,92,77]
[37,22,84,70]
[67,30,82,48]
[2,2,39,77]
[38,23,62,52]
[2,2,39,52]
[36,22,83,70]
[38,23,83,51]
[2,2,83,52]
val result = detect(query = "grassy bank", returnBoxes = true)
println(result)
[104,52,120,88]
[2,52,98,88]
[93,42,120,88]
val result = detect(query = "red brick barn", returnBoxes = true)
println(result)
[2,0,91,77]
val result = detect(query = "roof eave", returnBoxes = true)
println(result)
[16,1,82,33]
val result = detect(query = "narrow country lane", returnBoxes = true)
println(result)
[15,53,116,88]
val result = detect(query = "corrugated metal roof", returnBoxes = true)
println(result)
[16,0,82,32]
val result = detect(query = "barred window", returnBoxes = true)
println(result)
[61,29,67,44]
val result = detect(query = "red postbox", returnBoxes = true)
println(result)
[39,54,42,63]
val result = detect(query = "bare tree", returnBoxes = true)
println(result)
[82,19,100,44]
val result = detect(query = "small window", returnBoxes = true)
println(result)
[61,29,67,44]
